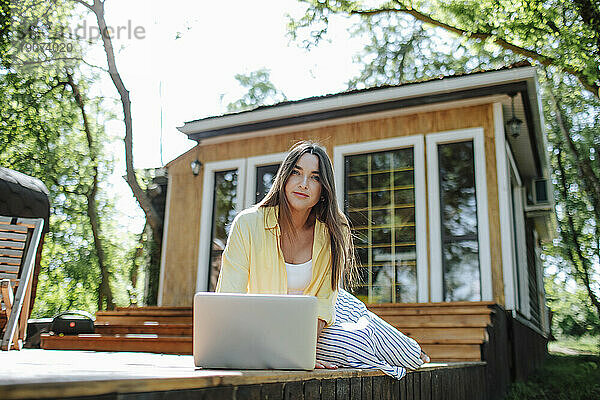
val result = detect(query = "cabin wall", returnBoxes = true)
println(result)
[161,103,506,307]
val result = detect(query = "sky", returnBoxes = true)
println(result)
[80,0,367,232]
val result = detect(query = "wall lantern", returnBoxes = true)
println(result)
[191,159,202,176]
[506,92,523,139]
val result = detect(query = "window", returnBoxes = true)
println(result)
[427,128,492,302]
[196,158,246,293]
[245,152,286,208]
[334,136,427,304]
[207,170,238,292]
[255,164,279,204]
[438,141,480,301]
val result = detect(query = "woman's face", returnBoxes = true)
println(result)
[284,153,323,214]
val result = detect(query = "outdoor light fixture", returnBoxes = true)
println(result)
[191,159,202,176]
[507,93,523,139]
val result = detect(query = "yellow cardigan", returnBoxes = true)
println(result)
[215,205,337,326]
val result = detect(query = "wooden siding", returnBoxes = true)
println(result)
[162,104,506,307]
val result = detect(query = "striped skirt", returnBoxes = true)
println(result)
[316,289,424,380]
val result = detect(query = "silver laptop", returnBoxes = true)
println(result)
[193,292,317,370]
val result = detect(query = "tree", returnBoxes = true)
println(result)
[72,0,164,304]
[1,0,128,312]
[227,68,287,112]
[289,0,600,97]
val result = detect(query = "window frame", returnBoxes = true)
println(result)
[245,152,287,208]
[334,136,428,303]
[196,158,246,293]
[426,127,493,302]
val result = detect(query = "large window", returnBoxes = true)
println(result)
[438,141,480,301]
[207,170,238,292]
[196,158,246,293]
[345,149,417,303]
[427,128,492,302]
[335,136,427,304]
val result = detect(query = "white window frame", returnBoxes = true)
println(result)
[426,127,493,302]
[157,173,173,306]
[195,158,246,293]
[508,150,530,317]
[245,152,287,208]
[333,136,429,303]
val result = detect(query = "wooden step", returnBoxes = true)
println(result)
[380,313,491,328]
[94,323,192,336]
[40,334,192,354]
[420,343,481,361]
[369,306,493,316]
[399,327,487,342]
[95,310,192,325]
[114,306,192,312]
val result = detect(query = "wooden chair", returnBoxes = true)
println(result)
[0,216,44,351]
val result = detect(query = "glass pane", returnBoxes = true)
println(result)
[393,148,414,169]
[443,240,481,301]
[394,188,414,204]
[255,164,280,204]
[208,170,238,292]
[346,154,368,174]
[371,153,390,172]
[371,190,390,207]
[438,141,478,237]
[345,148,417,303]
[438,140,481,302]
[396,263,417,303]
[371,172,391,190]
[353,285,369,304]
[372,286,393,303]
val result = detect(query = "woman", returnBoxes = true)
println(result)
[216,141,428,379]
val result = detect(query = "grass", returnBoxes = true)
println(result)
[504,337,600,400]
[548,335,600,354]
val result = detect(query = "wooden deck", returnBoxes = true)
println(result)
[0,349,487,400]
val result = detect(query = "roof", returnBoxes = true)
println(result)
[177,62,547,177]
[0,167,50,233]
[177,62,533,140]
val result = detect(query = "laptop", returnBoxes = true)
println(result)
[193,292,318,370]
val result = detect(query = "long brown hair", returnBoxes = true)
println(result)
[258,141,358,290]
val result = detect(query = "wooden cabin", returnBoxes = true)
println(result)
[160,64,552,325]
[41,65,552,397]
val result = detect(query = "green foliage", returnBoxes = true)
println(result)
[504,354,600,399]
[546,271,600,337]
[290,0,600,97]
[227,68,286,113]
[347,13,518,88]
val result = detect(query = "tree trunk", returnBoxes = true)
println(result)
[555,144,600,319]
[74,0,164,304]
[66,71,115,310]
[81,0,162,237]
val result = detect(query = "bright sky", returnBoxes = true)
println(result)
[81,0,366,232]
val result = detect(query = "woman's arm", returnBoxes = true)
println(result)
[315,318,337,369]
[216,215,250,293]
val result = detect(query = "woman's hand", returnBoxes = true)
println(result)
[315,359,337,369]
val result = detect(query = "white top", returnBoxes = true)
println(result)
[285,259,313,295]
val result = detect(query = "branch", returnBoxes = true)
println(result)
[349,5,600,97]
[544,69,600,214]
